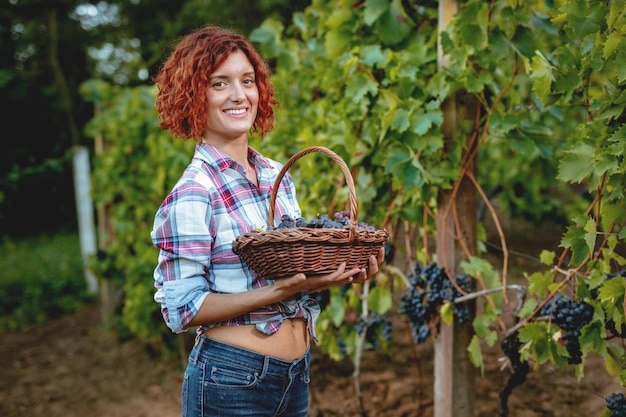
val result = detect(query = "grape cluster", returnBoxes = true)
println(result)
[538,294,594,364]
[399,262,473,345]
[333,210,377,231]
[355,312,393,349]
[268,211,377,231]
[309,283,351,311]
[606,393,626,417]
[310,289,330,310]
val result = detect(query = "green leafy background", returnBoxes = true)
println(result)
[85,0,626,406]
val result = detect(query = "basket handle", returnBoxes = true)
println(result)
[268,146,359,241]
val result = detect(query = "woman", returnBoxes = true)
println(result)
[151,26,383,417]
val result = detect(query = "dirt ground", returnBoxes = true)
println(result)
[0,216,623,417]
[0,295,621,417]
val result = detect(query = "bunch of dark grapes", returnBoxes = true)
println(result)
[355,312,393,350]
[268,211,377,231]
[452,273,473,323]
[310,290,330,310]
[399,262,473,345]
[310,283,351,311]
[337,333,347,357]
[606,393,626,417]
[538,294,594,364]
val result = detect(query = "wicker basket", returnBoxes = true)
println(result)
[232,146,389,279]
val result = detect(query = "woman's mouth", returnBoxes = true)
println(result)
[225,108,247,116]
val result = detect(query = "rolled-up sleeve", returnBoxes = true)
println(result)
[151,181,214,333]
[153,256,211,333]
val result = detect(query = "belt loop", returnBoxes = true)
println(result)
[302,351,311,383]
[188,333,203,365]
[304,348,310,371]
[258,355,270,380]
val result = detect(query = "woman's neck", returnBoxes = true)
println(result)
[202,135,249,167]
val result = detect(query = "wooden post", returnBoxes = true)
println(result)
[434,1,477,416]
[72,146,98,294]
[93,102,118,329]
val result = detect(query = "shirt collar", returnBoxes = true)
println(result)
[194,142,274,173]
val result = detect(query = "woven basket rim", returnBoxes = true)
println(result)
[233,226,389,252]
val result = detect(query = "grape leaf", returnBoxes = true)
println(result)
[410,107,443,136]
[440,302,454,324]
[325,28,352,60]
[390,109,410,133]
[326,8,353,29]
[461,257,502,292]
[345,72,378,104]
[360,44,388,67]
[598,276,625,304]
[580,321,607,354]
[603,31,623,60]
[560,223,591,265]
[327,291,346,327]
[615,55,626,83]
[517,298,538,319]
[376,0,414,46]
[363,0,388,26]
[540,250,556,266]
[605,343,626,376]
[557,142,595,183]
[368,286,392,315]
[518,322,551,364]
[528,271,552,297]
[561,1,605,38]
[384,142,413,172]
[531,51,555,101]
[583,217,597,256]
[467,335,484,375]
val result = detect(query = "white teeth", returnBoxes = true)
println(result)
[226,109,246,115]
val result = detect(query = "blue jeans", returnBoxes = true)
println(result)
[182,335,310,417]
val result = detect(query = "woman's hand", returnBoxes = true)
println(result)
[351,246,385,284]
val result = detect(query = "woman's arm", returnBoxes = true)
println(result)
[188,249,383,328]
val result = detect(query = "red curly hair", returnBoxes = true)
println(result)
[154,26,278,140]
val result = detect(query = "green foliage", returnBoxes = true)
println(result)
[84,0,626,410]
[81,79,193,342]
[0,233,93,332]
[247,0,626,398]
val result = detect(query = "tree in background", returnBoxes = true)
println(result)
[0,0,307,237]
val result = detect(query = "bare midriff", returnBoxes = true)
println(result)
[203,318,310,361]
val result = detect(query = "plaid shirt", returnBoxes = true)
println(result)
[151,142,319,338]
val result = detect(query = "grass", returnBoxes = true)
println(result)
[0,231,94,332]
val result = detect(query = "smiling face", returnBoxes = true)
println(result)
[203,49,259,145]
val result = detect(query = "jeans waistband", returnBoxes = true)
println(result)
[193,334,309,374]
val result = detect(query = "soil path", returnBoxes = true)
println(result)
[0,300,619,417]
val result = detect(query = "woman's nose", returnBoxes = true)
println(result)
[230,82,245,101]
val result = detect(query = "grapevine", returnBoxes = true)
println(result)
[82,1,626,416]
[399,262,473,345]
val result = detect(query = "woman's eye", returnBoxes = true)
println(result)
[243,78,255,85]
